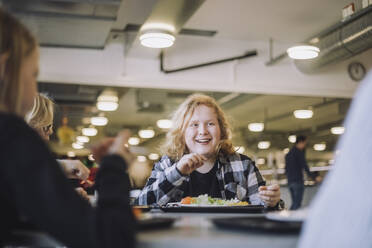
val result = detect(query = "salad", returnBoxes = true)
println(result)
[180,194,249,206]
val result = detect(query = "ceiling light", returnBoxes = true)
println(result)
[293,109,313,119]
[288,135,296,143]
[258,141,271,149]
[313,143,326,151]
[149,153,160,160]
[157,119,173,129]
[139,31,175,48]
[283,148,290,154]
[76,136,89,143]
[72,142,83,149]
[82,127,98,136]
[137,155,147,162]
[128,137,140,146]
[234,146,245,154]
[88,154,95,161]
[139,129,155,139]
[256,158,266,165]
[330,126,345,135]
[96,101,118,111]
[287,45,320,59]
[91,116,108,126]
[67,151,76,158]
[248,122,264,132]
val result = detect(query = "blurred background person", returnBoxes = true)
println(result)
[285,135,320,210]
[0,8,135,247]
[299,72,372,247]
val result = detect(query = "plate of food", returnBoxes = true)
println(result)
[161,194,264,213]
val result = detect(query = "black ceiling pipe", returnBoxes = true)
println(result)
[160,50,257,74]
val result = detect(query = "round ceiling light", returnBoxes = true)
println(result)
[72,142,83,149]
[137,155,147,162]
[293,109,313,119]
[76,136,89,143]
[140,31,175,48]
[330,126,345,135]
[96,101,118,111]
[234,146,245,154]
[258,141,271,150]
[287,45,320,60]
[82,127,98,136]
[157,119,173,129]
[139,129,155,139]
[248,122,264,132]
[128,137,140,146]
[313,143,326,151]
[149,153,160,160]
[91,116,108,126]
[288,135,297,143]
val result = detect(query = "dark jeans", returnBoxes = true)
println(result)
[288,182,304,210]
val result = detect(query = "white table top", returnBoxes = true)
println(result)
[137,211,299,248]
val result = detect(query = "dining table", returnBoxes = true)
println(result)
[137,210,300,248]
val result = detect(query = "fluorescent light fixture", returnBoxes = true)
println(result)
[288,135,296,143]
[72,142,83,149]
[91,116,108,126]
[96,101,118,111]
[256,158,266,165]
[82,127,97,137]
[149,153,160,160]
[248,122,264,132]
[331,126,345,135]
[137,155,147,162]
[67,151,76,158]
[313,143,326,151]
[234,146,245,154]
[139,129,155,139]
[140,31,175,48]
[287,45,320,59]
[128,137,140,146]
[293,109,313,119]
[157,119,173,129]
[258,141,271,149]
[283,148,290,154]
[76,136,89,143]
[88,154,95,161]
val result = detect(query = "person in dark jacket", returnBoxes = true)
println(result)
[0,8,135,247]
[285,135,319,210]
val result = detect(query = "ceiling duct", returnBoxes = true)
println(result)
[2,0,121,49]
[139,0,205,38]
[294,6,372,73]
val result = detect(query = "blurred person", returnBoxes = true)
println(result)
[25,93,90,199]
[298,72,372,247]
[285,135,320,210]
[0,8,135,247]
[136,94,282,208]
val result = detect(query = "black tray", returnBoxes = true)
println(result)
[161,205,264,213]
[212,216,302,233]
[137,217,176,231]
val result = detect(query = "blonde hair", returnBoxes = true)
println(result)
[161,93,235,161]
[0,8,37,116]
[25,93,54,129]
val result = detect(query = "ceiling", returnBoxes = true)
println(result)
[3,0,358,163]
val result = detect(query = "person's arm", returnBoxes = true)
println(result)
[297,150,316,179]
[3,118,134,248]
[135,156,186,206]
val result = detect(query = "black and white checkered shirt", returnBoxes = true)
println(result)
[135,152,266,206]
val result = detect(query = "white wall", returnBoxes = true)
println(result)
[39,35,372,98]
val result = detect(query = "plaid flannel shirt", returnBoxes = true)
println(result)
[135,152,266,206]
